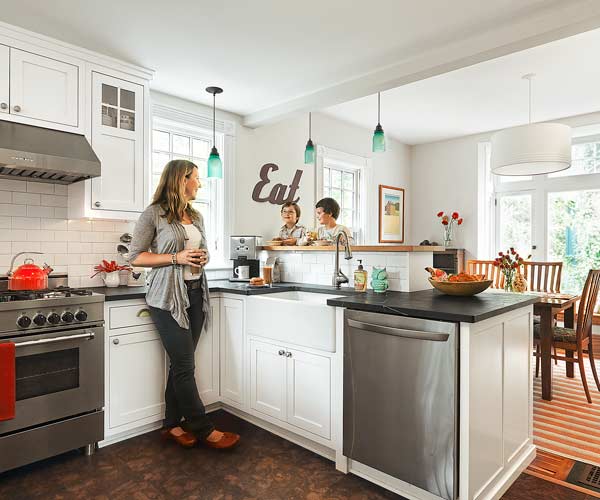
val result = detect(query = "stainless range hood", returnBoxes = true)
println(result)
[0,121,100,184]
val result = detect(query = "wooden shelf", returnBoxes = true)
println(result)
[258,245,445,252]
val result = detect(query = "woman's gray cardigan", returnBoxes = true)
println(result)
[129,204,211,331]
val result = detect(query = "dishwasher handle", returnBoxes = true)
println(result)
[347,318,450,342]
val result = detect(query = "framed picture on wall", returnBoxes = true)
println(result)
[379,185,405,243]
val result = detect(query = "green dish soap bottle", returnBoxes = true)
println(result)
[354,259,367,292]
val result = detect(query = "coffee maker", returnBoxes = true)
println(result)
[229,235,261,282]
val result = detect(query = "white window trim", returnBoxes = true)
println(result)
[151,104,236,270]
[315,145,370,244]
[479,130,600,261]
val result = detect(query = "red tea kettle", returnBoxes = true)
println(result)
[7,252,53,290]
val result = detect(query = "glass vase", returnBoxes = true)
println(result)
[443,225,453,248]
[502,269,515,292]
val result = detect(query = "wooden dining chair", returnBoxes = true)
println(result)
[523,261,562,293]
[534,269,600,404]
[466,260,504,288]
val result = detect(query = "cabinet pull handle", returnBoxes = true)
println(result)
[113,338,120,345]
[0,103,7,110]
[285,351,292,357]
[278,349,285,356]
[13,105,21,112]
[137,308,151,318]
[94,201,101,208]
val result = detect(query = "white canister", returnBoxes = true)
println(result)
[103,271,121,288]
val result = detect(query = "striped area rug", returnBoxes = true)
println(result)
[533,356,600,466]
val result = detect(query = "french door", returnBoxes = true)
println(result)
[495,190,539,259]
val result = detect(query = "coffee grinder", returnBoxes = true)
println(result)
[229,235,261,282]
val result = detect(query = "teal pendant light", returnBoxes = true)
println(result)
[206,86,223,179]
[372,92,386,153]
[304,112,315,164]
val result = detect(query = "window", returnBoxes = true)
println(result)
[317,147,368,243]
[151,116,226,265]
[479,131,600,299]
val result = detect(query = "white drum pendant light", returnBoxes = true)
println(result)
[491,74,571,176]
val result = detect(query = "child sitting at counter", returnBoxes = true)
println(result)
[314,197,354,244]
[276,202,307,245]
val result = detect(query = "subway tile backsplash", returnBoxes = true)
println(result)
[0,180,138,288]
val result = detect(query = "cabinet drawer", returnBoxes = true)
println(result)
[108,303,154,330]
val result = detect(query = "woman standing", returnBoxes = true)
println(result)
[129,159,239,450]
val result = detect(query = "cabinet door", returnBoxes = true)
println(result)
[286,349,331,439]
[10,48,78,126]
[195,298,220,406]
[0,45,8,115]
[108,330,167,429]
[91,72,144,212]
[250,339,287,421]
[220,297,244,406]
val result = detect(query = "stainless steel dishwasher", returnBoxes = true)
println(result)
[343,309,458,500]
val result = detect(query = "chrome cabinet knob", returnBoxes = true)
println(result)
[278,349,285,356]
[13,105,21,112]
[285,351,292,357]
[94,201,101,207]
[113,338,120,345]
[0,102,7,110]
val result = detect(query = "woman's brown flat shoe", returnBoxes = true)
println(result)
[203,431,240,450]
[161,428,197,449]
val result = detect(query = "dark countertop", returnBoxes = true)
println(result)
[93,283,539,323]
[326,289,540,323]
[92,281,360,301]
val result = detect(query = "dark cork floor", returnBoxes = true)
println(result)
[0,410,590,499]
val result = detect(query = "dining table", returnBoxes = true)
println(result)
[534,293,580,401]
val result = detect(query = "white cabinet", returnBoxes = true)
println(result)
[90,72,145,213]
[0,44,8,115]
[9,48,78,127]
[250,339,287,421]
[195,298,221,406]
[108,329,167,429]
[287,348,331,439]
[249,337,331,440]
[220,297,244,407]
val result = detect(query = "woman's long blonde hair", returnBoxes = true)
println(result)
[152,159,200,223]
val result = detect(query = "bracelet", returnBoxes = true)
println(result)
[171,253,177,266]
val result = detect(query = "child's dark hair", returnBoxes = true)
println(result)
[281,202,301,220]
[315,197,340,220]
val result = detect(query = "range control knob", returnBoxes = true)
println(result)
[61,311,74,323]
[33,314,47,326]
[17,315,31,328]
[47,312,61,325]
[75,310,88,322]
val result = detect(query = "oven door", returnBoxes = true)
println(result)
[0,326,104,435]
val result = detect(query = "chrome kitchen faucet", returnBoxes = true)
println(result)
[333,232,353,288]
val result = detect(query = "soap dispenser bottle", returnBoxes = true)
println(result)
[354,259,368,292]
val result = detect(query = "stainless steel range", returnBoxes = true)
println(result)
[0,285,104,473]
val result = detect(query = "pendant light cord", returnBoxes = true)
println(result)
[309,112,312,140]
[213,93,216,146]
[528,77,532,125]
[377,92,381,125]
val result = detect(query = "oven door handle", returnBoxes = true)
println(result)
[14,331,95,347]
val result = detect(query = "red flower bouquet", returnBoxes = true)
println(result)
[437,211,463,247]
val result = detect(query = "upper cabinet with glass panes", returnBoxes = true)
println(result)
[101,84,136,131]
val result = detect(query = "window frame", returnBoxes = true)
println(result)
[150,112,232,269]
[315,146,369,244]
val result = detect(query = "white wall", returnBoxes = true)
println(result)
[235,112,411,243]
[411,110,600,261]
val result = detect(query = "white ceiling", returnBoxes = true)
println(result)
[323,28,600,144]
[1,0,598,122]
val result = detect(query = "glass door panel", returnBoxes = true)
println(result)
[496,192,533,256]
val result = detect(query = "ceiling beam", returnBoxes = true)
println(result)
[243,0,600,128]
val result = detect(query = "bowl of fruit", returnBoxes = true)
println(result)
[425,267,492,296]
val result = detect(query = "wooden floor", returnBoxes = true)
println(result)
[0,410,587,500]
[533,355,600,466]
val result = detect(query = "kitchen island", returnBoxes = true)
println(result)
[96,284,537,500]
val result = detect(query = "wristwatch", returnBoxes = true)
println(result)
[171,253,177,265]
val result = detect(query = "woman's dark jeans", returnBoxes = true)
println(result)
[149,286,214,439]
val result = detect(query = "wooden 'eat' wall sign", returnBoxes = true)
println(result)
[252,163,303,205]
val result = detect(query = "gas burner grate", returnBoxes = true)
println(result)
[0,287,94,301]
[578,465,600,489]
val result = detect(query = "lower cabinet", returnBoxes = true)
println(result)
[108,329,167,430]
[220,297,244,406]
[194,299,221,406]
[249,338,331,439]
